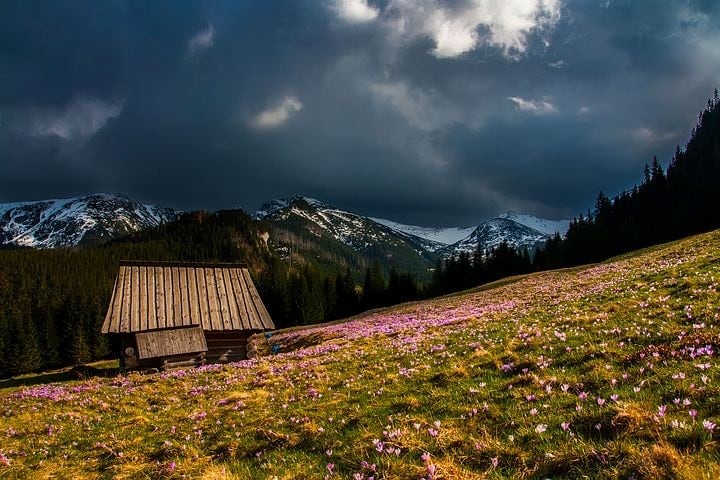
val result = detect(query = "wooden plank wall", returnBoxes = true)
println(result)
[205,331,253,363]
[135,327,207,359]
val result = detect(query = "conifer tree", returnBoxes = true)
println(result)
[0,310,9,377]
[10,310,43,374]
[362,261,386,309]
[651,156,664,182]
[69,323,92,365]
[322,276,336,320]
[333,270,359,319]
[43,314,62,369]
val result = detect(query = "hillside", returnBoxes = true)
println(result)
[2,229,720,478]
[254,196,440,276]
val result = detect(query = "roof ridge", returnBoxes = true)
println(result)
[118,260,248,268]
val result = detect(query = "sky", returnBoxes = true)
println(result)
[2,0,720,227]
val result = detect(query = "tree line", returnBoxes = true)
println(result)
[430,243,533,295]
[534,89,720,269]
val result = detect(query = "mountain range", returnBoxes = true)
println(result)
[0,193,569,266]
[0,194,176,248]
[253,195,569,263]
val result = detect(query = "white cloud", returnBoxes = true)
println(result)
[334,0,378,23]
[427,12,480,58]
[547,59,566,68]
[631,127,676,144]
[252,96,303,129]
[507,96,558,114]
[187,24,215,57]
[369,80,462,131]
[10,96,124,141]
[339,0,562,59]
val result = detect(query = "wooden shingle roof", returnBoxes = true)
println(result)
[101,261,274,334]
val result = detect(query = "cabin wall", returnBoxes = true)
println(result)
[157,352,206,370]
[205,331,259,364]
[118,334,140,369]
[116,330,263,370]
[135,326,207,359]
[118,334,206,370]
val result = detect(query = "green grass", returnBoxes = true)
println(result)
[3,231,720,478]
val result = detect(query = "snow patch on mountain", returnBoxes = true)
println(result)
[370,217,475,248]
[497,212,570,236]
[253,196,327,220]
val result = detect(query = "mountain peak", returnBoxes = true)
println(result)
[253,195,329,219]
[252,195,446,264]
[439,216,549,257]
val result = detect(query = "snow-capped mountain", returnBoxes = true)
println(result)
[440,218,551,257]
[497,212,569,236]
[1,190,569,268]
[255,195,570,265]
[0,194,177,248]
[254,196,442,256]
[371,212,569,257]
[252,197,316,220]
[369,218,475,250]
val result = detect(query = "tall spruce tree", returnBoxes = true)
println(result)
[362,261,386,309]
[333,270,359,319]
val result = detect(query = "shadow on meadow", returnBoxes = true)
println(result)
[0,364,119,390]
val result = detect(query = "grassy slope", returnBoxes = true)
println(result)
[2,231,720,479]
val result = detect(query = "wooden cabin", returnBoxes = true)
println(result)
[101,261,274,370]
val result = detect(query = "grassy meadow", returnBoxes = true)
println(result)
[2,230,720,479]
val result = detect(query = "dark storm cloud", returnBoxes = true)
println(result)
[1,0,719,226]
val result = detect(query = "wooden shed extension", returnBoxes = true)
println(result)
[101,261,274,369]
